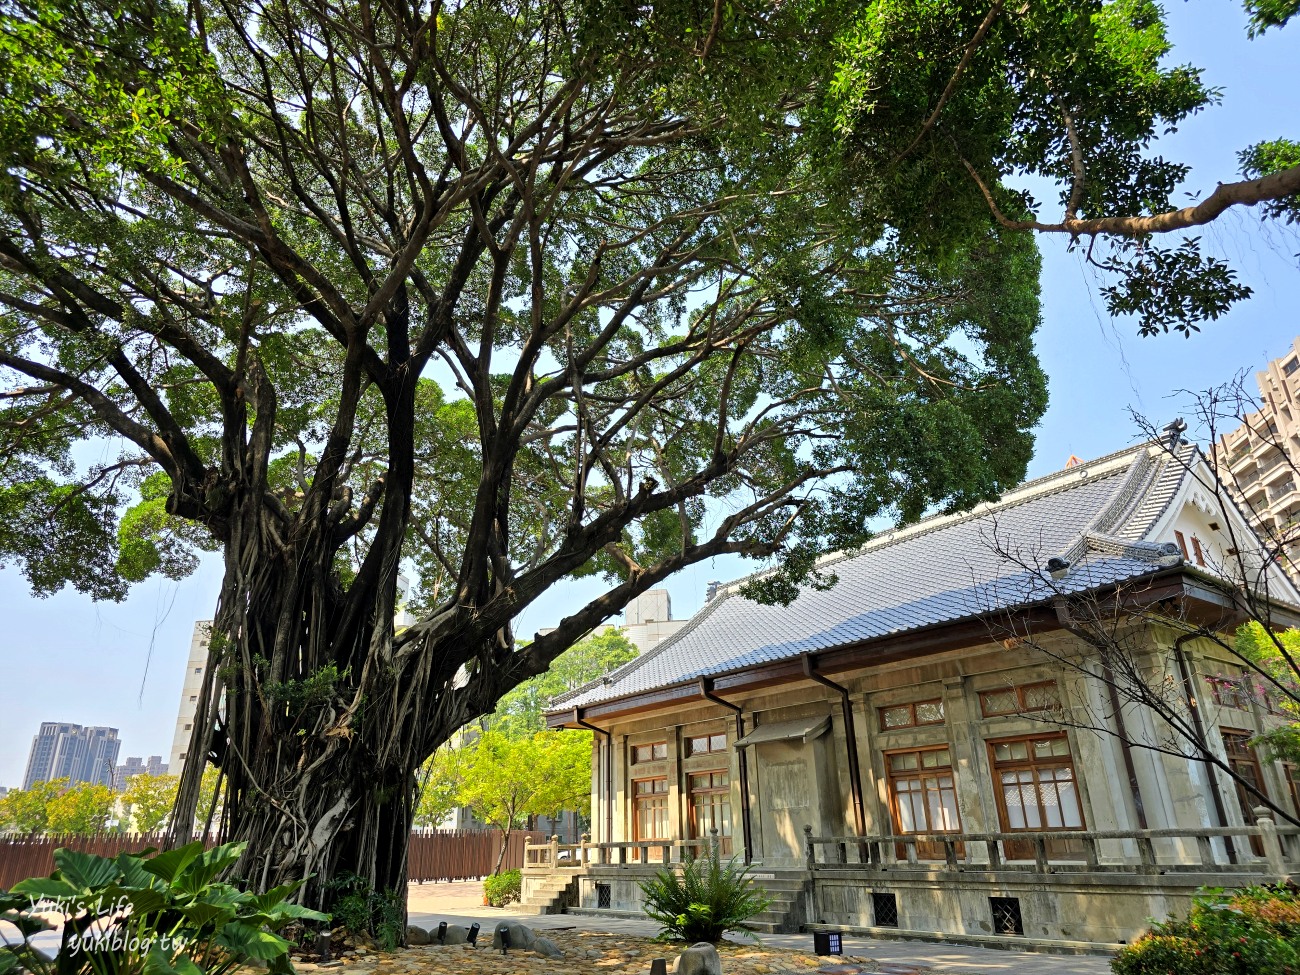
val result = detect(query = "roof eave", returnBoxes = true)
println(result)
[544,565,1259,729]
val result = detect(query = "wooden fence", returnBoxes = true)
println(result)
[0,830,543,890]
[407,829,547,882]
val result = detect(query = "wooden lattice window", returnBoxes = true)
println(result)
[879,699,945,731]
[979,681,1060,717]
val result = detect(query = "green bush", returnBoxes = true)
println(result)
[0,840,326,975]
[1112,885,1300,975]
[483,869,522,907]
[322,873,404,950]
[638,847,771,943]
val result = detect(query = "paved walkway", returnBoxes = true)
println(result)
[406,882,1115,975]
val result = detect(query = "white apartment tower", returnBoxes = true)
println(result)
[1214,336,1300,579]
[168,621,212,777]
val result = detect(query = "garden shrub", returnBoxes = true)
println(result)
[483,869,521,907]
[638,846,771,942]
[1112,885,1300,975]
[323,873,404,950]
[0,840,325,975]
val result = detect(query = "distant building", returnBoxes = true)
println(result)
[621,589,687,654]
[168,621,212,777]
[113,755,169,792]
[0,786,9,800]
[22,723,121,789]
[1213,337,1300,579]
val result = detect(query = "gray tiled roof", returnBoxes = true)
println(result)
[551,444,1192,712]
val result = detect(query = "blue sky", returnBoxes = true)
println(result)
[1,0,1297,789]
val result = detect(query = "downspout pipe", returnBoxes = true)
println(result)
[697,678,754,864]
[802,655,867,840]
[573,708,613,846]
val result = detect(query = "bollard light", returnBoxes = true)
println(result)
[650,959,668,975]
[813,931,842,956]
[317,925,332,963]
[497,924,511,955]
[436,921,447,945]
[467,922,480,946]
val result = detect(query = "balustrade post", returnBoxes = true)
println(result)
[1083,835,1099,870]
[804,825,815,870]
[904,838,918,865]
[986,838,1002,870]
[943,838,958,869]
[1032,835,1049,873]
[550,834,560,869]
[709,827,719,861]
[581,833,590,866]
[1254,807,1288,879]
[1195,833,1215,868]
[1136,835,1156,873]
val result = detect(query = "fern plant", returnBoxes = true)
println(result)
[638,847,770,943]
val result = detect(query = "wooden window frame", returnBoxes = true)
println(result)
[632,776,670,856]
[1222,729,1269,855]
[687,769,732,854]
[1174,531,1189,559]
[1286,763,1300,816]
[686,732,728,756]
[884,745,962,857]
[631,741,668,764]
[1190,536,1206,566]
[978,681,1060,718]
[987,733,1085,860]
[878,699,945,731]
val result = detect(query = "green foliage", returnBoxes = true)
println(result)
[1233,622,1300,764]
[1243,0,1300,36]
[1099,238,1252,337]
[1241,139,1300,222]
[456,731,593,834]
[123,775,180,834]
[0,779,65,834]
[413,748,464,830]
[45,783,115,836]
[639,847,771,943]
[0,840,326,975]
[488,630,638,738]
[1111,885,1300,975]
[322,874,403,951]
[482,869,521,908]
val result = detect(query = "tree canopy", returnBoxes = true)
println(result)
[0,0,1295,898]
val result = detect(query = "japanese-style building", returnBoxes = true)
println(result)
[531,439,1300,949]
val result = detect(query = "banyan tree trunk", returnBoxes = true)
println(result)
[169,470,461,914]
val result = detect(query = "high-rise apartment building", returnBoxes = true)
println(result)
[1213,337,1300,577]
[22,723,121,789]
[168,621,212,777]
[113,755,169,791]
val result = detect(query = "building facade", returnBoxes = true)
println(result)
[1214,336,1300,579]
[112,755,169,792]
[538,442,1300,946]
[22,723,121,789]
[168,621,212,776]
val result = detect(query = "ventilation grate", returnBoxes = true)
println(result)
[596,882,611,909]
[990,896,1023,936]
[871,892,899,928]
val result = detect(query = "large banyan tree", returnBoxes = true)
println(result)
[1,0,1296,903]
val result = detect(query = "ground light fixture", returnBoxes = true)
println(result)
[467,922,480,946]
[650,959,667,975]
[497,924,511,954]
[813,931,843,956]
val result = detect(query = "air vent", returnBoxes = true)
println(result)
[871,892,899,928]
[990,896,1023,936]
